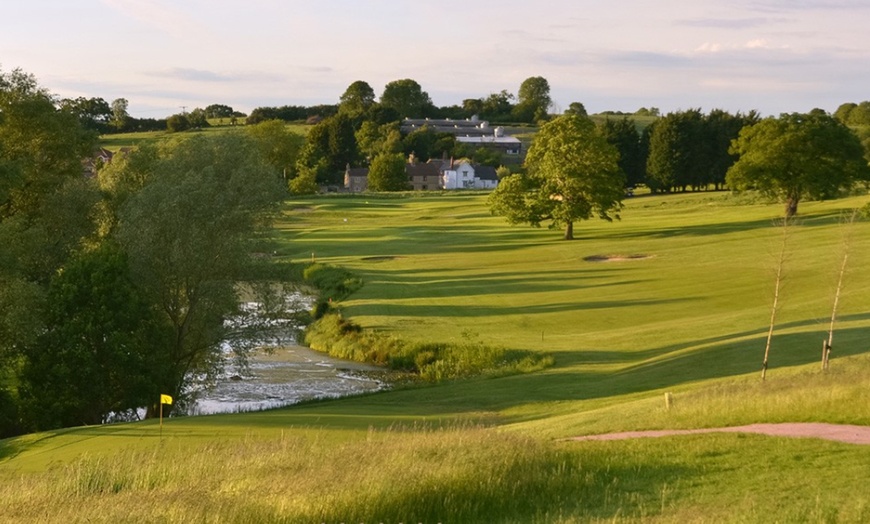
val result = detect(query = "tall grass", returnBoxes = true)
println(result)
[3,422,868,523]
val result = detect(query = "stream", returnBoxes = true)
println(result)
[189,345,386,415]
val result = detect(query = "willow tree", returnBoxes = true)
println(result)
[112,134,286,412]
[488,114,624,240]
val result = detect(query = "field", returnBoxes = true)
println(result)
[2,190,870,522]
[98,121,309,152]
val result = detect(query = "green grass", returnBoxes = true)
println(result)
[3,190,870,522]
[98,122,309,152]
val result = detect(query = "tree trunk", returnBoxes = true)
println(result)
[564,221,574,240]
[784,195,799,217]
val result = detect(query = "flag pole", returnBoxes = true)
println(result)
[160,399,163,437]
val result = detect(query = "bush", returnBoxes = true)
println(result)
[304,315,551,381]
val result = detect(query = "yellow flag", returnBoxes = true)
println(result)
[160,394,173,405]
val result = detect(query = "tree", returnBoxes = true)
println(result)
[166,113,191,132]
[726,111,870,217]
[339,80,376,115]
[356,121,402,163]
[59,96,112,131]
[403,125,454,161]
[488,115,624,240]
[205,103,234,119]
[481,90,514,120]
[113,134,286,411]
[598,117,644,188]
[646,109,706,192]
[1,68,100,435]
[515,76,552,123]
[110,98,129,131]
[380,79,433,118]
[564,102,588,118]
[19,243,171,429]
[187,108,210,128]
[704,109,759,190]
[246,119,305,178]
[1,68,97,219]
[368,152,410,191]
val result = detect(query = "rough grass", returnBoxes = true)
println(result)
[3,190,870,522]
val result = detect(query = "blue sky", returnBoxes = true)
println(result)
[2,0,869,118]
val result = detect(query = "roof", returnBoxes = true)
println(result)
[346,167,369,178]
[475,165,499,181]
[455,136,521,144]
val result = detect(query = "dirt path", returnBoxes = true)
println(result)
[571,423,870,445]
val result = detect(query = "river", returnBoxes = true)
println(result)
[189,344,386,415]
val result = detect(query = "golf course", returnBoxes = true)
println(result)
[2,189,869,523]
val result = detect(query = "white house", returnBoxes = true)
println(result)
[441,159,499,190]
[441,159,476,189]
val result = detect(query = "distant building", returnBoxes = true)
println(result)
[344,155,500,192]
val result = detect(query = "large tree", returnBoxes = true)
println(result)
[339,80,376,115]
[19,243,171,429]
[112,134,286,411]
[367,152,410,191]
[1,68,100,435]
[726,111,870,217]
[514,76,552,122]
[488,114,624,240]
[380,79,433,118]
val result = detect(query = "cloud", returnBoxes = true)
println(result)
[676,17,783,29]
[148,68,286,83]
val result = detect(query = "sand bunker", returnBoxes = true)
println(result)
[583,254,654,262]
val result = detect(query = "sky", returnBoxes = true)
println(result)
[2,0,869,119]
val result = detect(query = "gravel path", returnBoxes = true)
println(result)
[571,423,870,445]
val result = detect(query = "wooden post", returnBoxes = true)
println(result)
[664,392,673,411]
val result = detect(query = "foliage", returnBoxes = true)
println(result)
[113,134,287,409]
[305,313,549,380]
[338,80,376,115]
[646,108,758,192]
[598,117,645,188]
[246,119,305,177]
[727,111,870,216]
[355,121,402,163]
[58,96,112,132]
[205,103,234,119]
[246,104,338,125]
[401,125,454,161]
[380,79,434,118]
[296,114,359,185]
[489,114,624,239]
[165,113,191,132]
[109,98,129,131]
[19,244,171,430]
[514,76,552,123]
[368,153,410,192]
[0,67,97,219]
[564,101,588,118]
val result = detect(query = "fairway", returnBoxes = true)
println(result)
[3,190,870,522]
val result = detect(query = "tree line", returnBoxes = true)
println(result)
[490,109,869,239]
